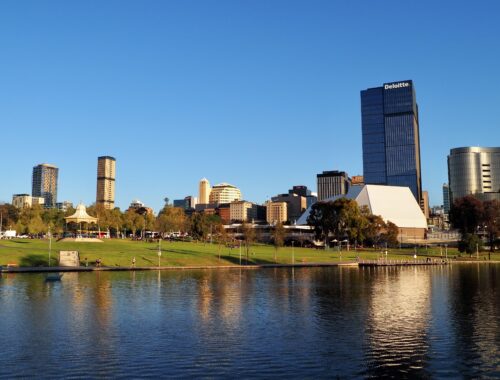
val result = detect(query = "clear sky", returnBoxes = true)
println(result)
[1,0,499,212]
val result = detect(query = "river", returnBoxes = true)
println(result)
[0,264,498,378]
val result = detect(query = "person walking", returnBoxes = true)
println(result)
[132,257,136,268]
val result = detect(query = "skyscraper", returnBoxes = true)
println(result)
[442,183,450,213]
[32,163,58,208]
[96,156,116,209]
[199,178,211,205]
[361,80,422,203]
[447,147,500,203]
[316,170,350,201]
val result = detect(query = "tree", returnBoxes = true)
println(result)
[307,201,339,242]
[272,222,285,263]
[449,196,484,235]
[307,198,363,243]
[156,206,187,237]
[361,213,385,247]
[458,233,483,256]
[189,213,210,240]
[0,203,19,231]
[482,200,500,254]
[241,222,256,263]
[381,221,399,248]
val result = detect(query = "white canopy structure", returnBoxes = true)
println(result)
[297,185,427,240]
[64,204,98,224]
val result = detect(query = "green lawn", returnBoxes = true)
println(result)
[0,238,498,267]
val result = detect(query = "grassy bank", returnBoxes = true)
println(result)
[0,238,498,268]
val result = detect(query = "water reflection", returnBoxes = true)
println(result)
[0,265,498,378]
[364,267,432,377]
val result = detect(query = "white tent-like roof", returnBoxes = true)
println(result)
[296,185,427,229]
[64,204,98,224]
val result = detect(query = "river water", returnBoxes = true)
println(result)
[0,265,498,378]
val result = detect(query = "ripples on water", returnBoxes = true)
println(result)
[0,265,498,378]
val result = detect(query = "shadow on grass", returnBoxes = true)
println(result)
[220,255,276,266]
[10,240,30,244]
[141,256,155,264]
[19,254,51,267]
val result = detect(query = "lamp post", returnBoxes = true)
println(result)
[158,238,162,267]
[48,226,52,267]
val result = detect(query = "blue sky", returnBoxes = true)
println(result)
[1,0,499,211]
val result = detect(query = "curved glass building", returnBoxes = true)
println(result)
[447,147,500,203]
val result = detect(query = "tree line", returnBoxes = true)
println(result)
[449,196,500,254]
[0,203,222,239]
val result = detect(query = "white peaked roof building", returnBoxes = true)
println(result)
[297,185,427,239]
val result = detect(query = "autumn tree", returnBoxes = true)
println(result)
[156,206,187,237]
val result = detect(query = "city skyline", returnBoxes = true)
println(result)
[1,1,500,211]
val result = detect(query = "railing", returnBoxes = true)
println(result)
[359,258,448,266]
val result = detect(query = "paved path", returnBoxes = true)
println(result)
[0,262,358,273]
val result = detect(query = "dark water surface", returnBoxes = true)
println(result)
[0,265,499,379]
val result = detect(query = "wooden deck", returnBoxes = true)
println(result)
[359,259,449,267]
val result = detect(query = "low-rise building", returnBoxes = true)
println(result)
[217,203,231,223]
[266,201,288,224]
[56,201,73,212]
[230,201,257,222]
[271,193,307,223]
[127,199,154,215]
[12,194,45,209]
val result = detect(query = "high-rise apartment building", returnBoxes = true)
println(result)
[447,147,500,203]
[316,171,350,201]
[209,183,241,204]
[96,156,116,209]
[32,163,58,208]
[361,80,422,203]
[199,178,211,205]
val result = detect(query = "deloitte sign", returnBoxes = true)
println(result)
[384,82,410,90]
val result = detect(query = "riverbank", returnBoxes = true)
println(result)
[1,238,499,269]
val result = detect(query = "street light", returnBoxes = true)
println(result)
[158,238,162,267]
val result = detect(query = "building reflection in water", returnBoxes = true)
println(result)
[364,267,432,377]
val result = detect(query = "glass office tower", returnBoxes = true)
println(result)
[447,147,500,203]
[361,80,422,203]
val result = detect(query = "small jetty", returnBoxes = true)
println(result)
[359,259,448,267]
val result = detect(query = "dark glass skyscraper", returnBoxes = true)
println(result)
[361,80,422,203]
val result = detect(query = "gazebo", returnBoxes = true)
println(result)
[64,204,98,238]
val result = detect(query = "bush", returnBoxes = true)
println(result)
[458,234,483,255]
